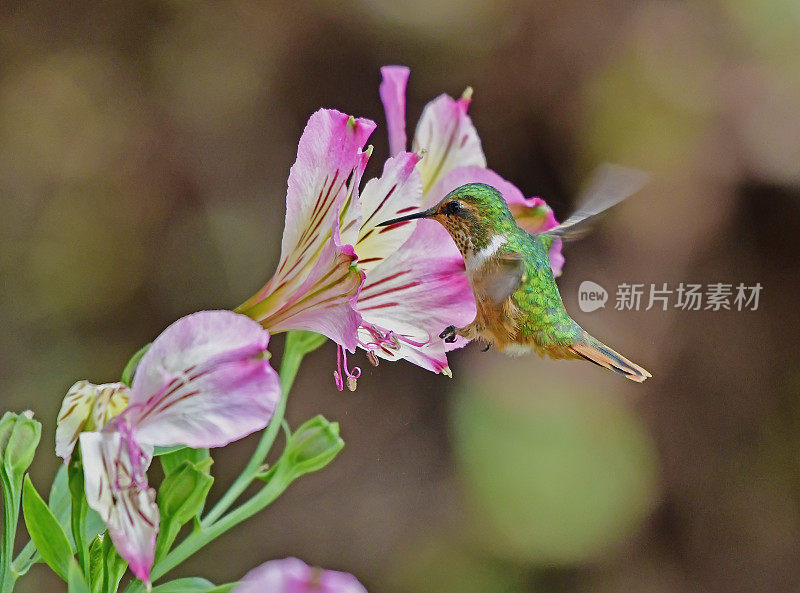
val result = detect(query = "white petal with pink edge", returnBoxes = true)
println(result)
[412,93,486,194]
[349,152,423,274]
[80,431,158,585]
[357,220,476,373]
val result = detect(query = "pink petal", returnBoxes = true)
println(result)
[280,109,375,271]
[351,152,423,274]
[233,557,368,593]
[412,93,486,194]
[427,166,565,276]
[357,220,476,374]
[379,66,410,156]
[425,165,524,207]
[128,311,280,449]
[80,431,158,584]
[338,146,373,248]
[239,109,374,343]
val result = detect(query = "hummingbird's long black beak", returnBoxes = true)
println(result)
[376,208,434,227]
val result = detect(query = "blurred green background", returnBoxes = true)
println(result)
[2,1,800,592]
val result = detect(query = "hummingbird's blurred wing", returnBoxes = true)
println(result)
[474,252,525,305]
[547,164,649,239]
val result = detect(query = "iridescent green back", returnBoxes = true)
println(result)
[504,230,580,347]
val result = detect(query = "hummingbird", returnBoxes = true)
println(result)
[377,165,652,382]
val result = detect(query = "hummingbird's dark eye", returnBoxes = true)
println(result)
[443,200,462,215]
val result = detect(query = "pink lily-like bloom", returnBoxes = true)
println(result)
[76,311,280,584]
[232,558,368,593]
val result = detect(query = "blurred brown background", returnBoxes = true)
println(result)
[2,1,800,592]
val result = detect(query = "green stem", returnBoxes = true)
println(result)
[1,478,20,593]
[10,541,36,577]
[70,495,88,579]
[67,461,89,581]
[146,468,293,586]
[202,332,307,526]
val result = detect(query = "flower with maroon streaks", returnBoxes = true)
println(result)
[77,310,280,584]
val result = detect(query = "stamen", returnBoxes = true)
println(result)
[357,323,433,353]
[366,351,379,367]
[334,345,361,392]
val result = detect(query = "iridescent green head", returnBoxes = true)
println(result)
[377,183,515,254]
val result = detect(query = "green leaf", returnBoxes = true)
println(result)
[160,448,211,476]
[49,466,105,543]
[102,534,127,593]
[12,466,105,576]
[150,577,216,592]
[121,343,151,387]
[68,558,91,593]
[22,475,73,581]
[88,536,104,593]
[205,585,236,593]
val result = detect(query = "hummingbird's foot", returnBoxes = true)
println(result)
[481,343,491,352]
[439,325,457,343]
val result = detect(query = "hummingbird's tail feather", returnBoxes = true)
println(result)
[569,331,652,383]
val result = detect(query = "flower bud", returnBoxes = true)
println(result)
[157,459,214,527]
[1,411,41,477]
[282,415,344,479]
[0,412,17,455]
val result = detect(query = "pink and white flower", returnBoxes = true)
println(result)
[237,107,475,381]
[232,558,367,593]
[76,311,280,584]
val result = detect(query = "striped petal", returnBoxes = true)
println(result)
[427,166,564,276]
[412,91,486,195]
[258,232,364,351]
[127,311,280,449]
[379,65,410,156]
[279,109,375,275]
[357,220,476,374]
[56,381,129,462]
[238,109,374,346]
[233,557,368,593]
[80,431,158,585]
[350,152,423,274]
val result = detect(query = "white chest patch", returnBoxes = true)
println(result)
[465,234,507,272]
